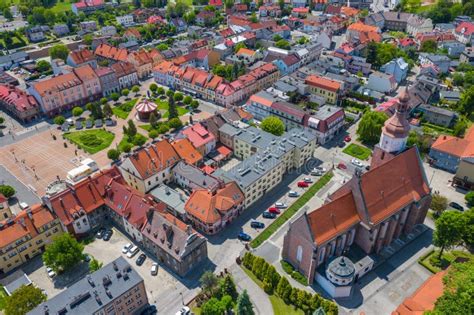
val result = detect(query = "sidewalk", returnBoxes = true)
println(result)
[230,263,273,315]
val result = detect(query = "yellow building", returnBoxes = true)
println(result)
[0,205,63,275]
[0,194,12,220]
[305,74,342,104]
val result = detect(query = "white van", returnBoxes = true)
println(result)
[126,245,139,258]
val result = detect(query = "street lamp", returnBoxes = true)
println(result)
[180,292,184,305]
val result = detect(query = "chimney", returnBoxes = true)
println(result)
[186,225,193,235]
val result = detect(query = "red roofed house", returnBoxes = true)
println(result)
[258,5,282,18]
[454,21,474,44]
[67,48,97,69]
[94,43,129,63]
[181,123,217,156]
[0,84,40,122]
[119,140,180,193]
[185,182,244,234]
[291,7,309,18]
[72,0,104,15]
[196,11,216,26]
[209,0,223,9]
[347,22,382,44]
[127,49,154,79]
[283,90,431,285]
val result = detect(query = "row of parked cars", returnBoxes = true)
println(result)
[122,243,159,276]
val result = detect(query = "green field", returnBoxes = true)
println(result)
[342,143,372,160]
[155,99,189,118]
[10,0,72,13]
[117,133,147,152]
[250,172,333,248]
[112,99,138,120]
[64,129,115,154]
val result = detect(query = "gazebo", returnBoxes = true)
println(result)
[136,99,158,121]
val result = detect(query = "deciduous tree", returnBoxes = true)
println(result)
[433,210,466,259]
[356,111,388,145]
[261,116,285,136]
[4,285,46,315]
[43,233,84,273]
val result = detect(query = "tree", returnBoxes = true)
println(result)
[200,271,218,294]
[3,8,13,21]
[168,97,178,119]
[122,89,130,98]
[458,86,474,115]
[103,103,112,118]
[420,39,438,53]
[149,130,159,139]
[0,185,15,198]
[132,85,140,95]
[157,87,165,96]
[107,149,120,160]
[168,117,183,129]
[0,117,4,125]
[261,116,285,136]
[43,233,84,273]
[236,290,254,315]
[183,95,192,105]
[221,275,238,300]
[89,258,103,272]
[453,119,468,137]
[463,208,474,250]
[36,60,51,73]
[156,43,169,51]
[100,97,108,105]
[3,285,46,315]
[53,115,65,125]
[275,39,290,50]
[110,93,120,102]
[83,34,93,46]
[157,123,170,134]
[201,297,225,315]
[127,119,137,137]
[466,191,474,208]
[149,112,158,128]
[173,92,183,102]
[431,193,448,217]
[221,295,234,311]
[190,100,199,109]
[122,143,133,153]
[433,210,466,259]
[49,44,69,61]
[72,106,83,117]
[149,83,158,94]
[357,111,388,145]
[166,89,174,98]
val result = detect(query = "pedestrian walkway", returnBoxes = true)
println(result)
[230,263,273,315]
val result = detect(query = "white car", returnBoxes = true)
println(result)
[46,267,56,278]
[275,202,287,208]
[126,245,139,258]
[288,191,299,197]
[122,243,132,254]
[151,263,158,276]
[19,202,29,210]
[351,158,363,167]
[176,306,191,315]
[303,177,313,183]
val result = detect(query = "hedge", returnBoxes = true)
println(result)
[281,260,308,286]
[250,172,333,248]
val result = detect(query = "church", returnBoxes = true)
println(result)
[282,89,432,287]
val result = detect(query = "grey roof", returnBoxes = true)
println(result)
[4,274,32,295]
[273,80,298,93]
[149,184,187,215]
[327,256,355,278]
[420,53,450,62]
[419,104,456,118]
[219,123,241,137]
[29,257,144,315]
[314,105,344,121]
[173,161,221,191]
[440,90,460,100]
[0,51,28,65]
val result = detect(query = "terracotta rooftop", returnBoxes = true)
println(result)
[181,123,215,149]
[0,84,39,113]
[305,74,341,92]
[94,44,128,62]
[431,127,474,158]
[171,138,203,165]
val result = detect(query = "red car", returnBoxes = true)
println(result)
[297,181,309,188]
[344,136,351,142]
[268,207,281,214]
[337,162,347,170]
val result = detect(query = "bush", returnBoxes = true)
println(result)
[53,115,65,125]
[168,117,183,129]
[107,149,120,160]
[121,143,132,153]
[149,130,159,139]
[79,134,102,147]
[465,191,474,207]
[132,134,147,146]
[0,185,15,198]
[281,260,294,274]
[72,107,83,117]
[157,123,170,134]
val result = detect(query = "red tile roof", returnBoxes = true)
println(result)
[94,44,128,62]
[455,21,474,36]
[0,84,39,113]
[68,49,95,65]
[306,74,341,92]
[171,138,203,165]
[431,128,474,158]
[182,123,216,149]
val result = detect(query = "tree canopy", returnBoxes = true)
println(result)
[4,285,46,315]
[43,233,84,273]
[236,290,254,315]
[356,111,388,145]
[433,210,466,258]
[261,116,285,136]
[0,185,16,198]
[49,44,69,61]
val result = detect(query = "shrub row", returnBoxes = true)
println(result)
[280,260,308,286]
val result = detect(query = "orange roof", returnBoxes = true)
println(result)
[185,182,244,225]
[305,74,341,92]
[307,192,360,244]
[236,48,256,57]
[392,270,447,315]
[32,72,82,97]
[248,93,275,107]
[127,140,180,179]
[341,6,360,17]
[94,44,128,62]
[68,48,95,65]
[171,138,203,165]
[348,22,379,33]
[431,127,474,158]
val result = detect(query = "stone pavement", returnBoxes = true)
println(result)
[230,263,273,315]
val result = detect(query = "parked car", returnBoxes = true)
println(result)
[175,306,190,315]
[311,167,326,176]
[275,202,287,209]
[337,162,347,170]
[268,207,281,214]
[344,136,351,142]
[85,120,93,128]
[250,221,265,229]
[122,243,132,254]
[288,191,299,197]
[297,181,309,188]
[75,121,83,130]
[351,158,363,167]
[127,245,139,258]
[96,228,105,239]
[338,142,346,148]
[95,119,103,128]
[303,177,313,183]
[103,229,113,241]
[46,267,56,278]
[19,202,29,210]
[105,119,115,127]
[136,253,147,266]
[238,232,251,241]
[449,202,464,211]
[151,263,159,276]
[262,211,276,219]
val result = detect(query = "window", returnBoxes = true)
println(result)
[296,245,303,262]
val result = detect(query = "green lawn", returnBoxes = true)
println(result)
[112,99,138,120]
[155,99,189,118]
[64,129,115,154]
[419,250,471,273]
[421,122,454,137]
[0,286,7,310]
[241,266,303,315]
[343,143,372,160]
[250,172,333,248]
[117,134,147,152]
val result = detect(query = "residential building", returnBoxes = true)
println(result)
[52,24,70,37]
[440,41,466,58]
[171,138,203,166]
[406,16,433,35]
[418,53,451,74]
[99,25,117,37]
[258,5,282,18]
[196,11,215,26]
[30,257,148,315]
[305,74,342,104]
[0,194,11,220]
[380,58,408,84]
[429,127,474,173]
[26,26,45,42]
[0,52,28,71]
[185,182,244,234]
[141,210,208,276]
[460,47,474,65]
[307,105,345,145]
[367,71,397,93]
[94,44,129,64]
[382,11,412,31]
[419,104,457,128]
[0,205,63,275]
[0,84,40,122]
[71,0,105,15]
[347,22,382,44]
[124,28,142,42]
[111,62,139,90]
[282,92,431,285]
[273,54,301,76]
[180,123,217,156]
[454,21,474,44]
[119,140,180,193]
[94,67,120,96]
[173,161,221,192]
[80,20,97,32]
[116,14,134,27]
[67,49,97,69]
[453,157,474,190]
[127,49,154,79]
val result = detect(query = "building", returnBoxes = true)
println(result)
[305,74,342,104]
[419,104,457,127]
[380,58,408,84]
[141,210,208,276]
[429,127,474,173]
[127,49,154,79]
[0,84,40,122]
[185,182,244,234]
[67,49,97,69]
[180,123,217,156]
[406,16,433,35]
[26,26,45,42]
[453,157,474,190]
[346,22,382,44]
[196,11,215,26]
[94,66,120,96]
[71,0,105,15]
[418,53,451,74]
[307,105,345,145]
[282,91,431,285]
[0,205,63,275]
[0,194,11,220]
[28,65,102,116]
[119,140,180,193]
[80,20,97,32]
[367,72,397,93]
[30,257,148,315]
[460,47,474,65]
[116,14,134,27]
[454,21,474,44]
[94,44,129,64]
[171,138,203,166]
[111,62,139,90]
[173,161,221,192]
[52,24,70,37]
